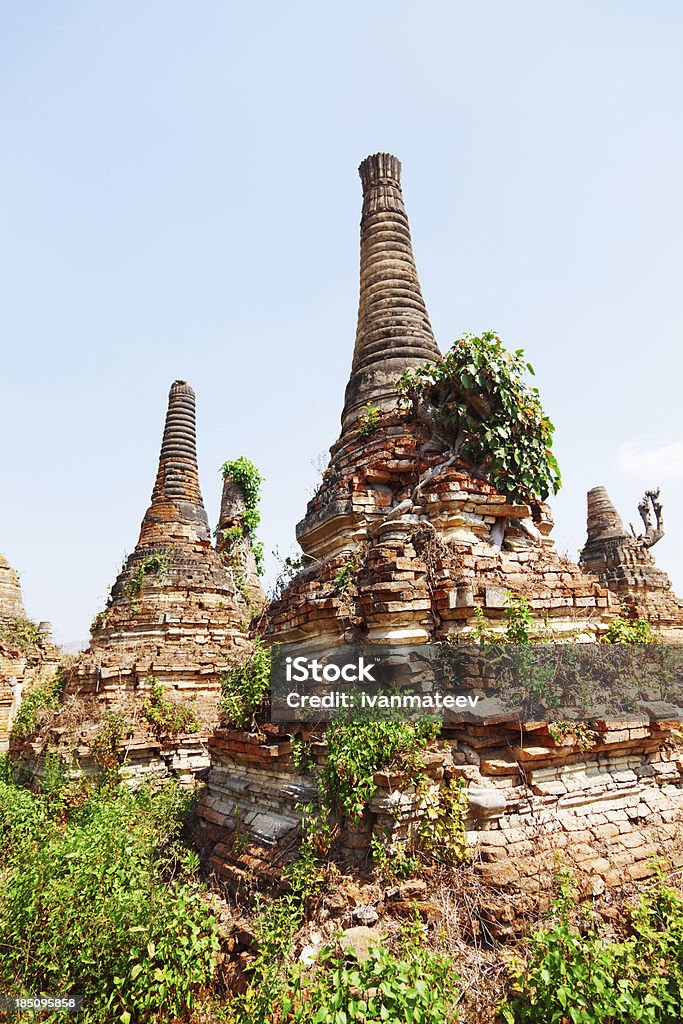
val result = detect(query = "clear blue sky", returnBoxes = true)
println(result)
[2,1,682,644]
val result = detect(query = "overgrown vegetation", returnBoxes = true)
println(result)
[603,615,654,644]
[89,711,128,781]
[220,457,265,575]
[501,868,683,1023]
[142,676,200,735]
[227,912,460,1024]
[356,402,381,438]
[0,776,219,1024]
[220,638,271,727]
[128,553,169,613]
[11,669,65,737]
[398,331,561,501]
[0,615,44,654]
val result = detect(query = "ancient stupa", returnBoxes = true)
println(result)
[0,553,26,621]
[265,153,613,645]
[580,485,683,634]
[68,380,252,702]
[1,552,60,750]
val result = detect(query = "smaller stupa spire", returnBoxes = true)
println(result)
[137,380,211,548]
[585,486,629,543]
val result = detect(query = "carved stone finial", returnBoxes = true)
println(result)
[634,488,664,548]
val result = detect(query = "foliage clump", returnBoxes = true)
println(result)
[357,402,381,438]
[142,677,200,736]
[398,331,561,501]
[501,869,683,1023]
[0,615,44,655]
[128,553,169,613]
[11,670,65,737]
[0,778,219,1024]
[603,615,654,644]
[220,456,265,575]
[220,639,271,728]
[229,904,459,1024]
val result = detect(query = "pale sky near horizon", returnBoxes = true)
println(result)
[2,1,682,644]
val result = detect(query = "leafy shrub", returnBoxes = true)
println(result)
[0,615,43,654]
[128,553,169,613]
[500,870,683,1023]
[142,677,200,735]
[398,331,561,501]
[220,456,265,574]
[0,780,219,1024]
[89,711,128,780]
[220,639,271,727]
[229,914,459,1024]
[320,720,437,823]
[603,616,654,644]
[357,402,381,438]
[11,669,65,736]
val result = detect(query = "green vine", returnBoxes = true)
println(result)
[142,677,200,736]
[128,554,169,613]
[357,403,381,439]
[0,617,44,656]
[220,639,271,728]
[220,457,265,575]
[11,670,66,738]
[398,331,561,502]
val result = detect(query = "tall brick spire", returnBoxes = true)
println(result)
[341,153,441,430]
[138,380,211,548]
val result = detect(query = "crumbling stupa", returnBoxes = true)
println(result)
[265,154,613,645]
[580,485,683,634]
[198,155,683,905]
[16,380,257,781]
[1,553,60,750]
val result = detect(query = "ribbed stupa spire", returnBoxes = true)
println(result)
[341,153,441,430]
[585,486,629,543]
[137,380,211,548]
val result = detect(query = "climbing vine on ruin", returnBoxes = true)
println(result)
[220,638,271,727]
[220,456,265,575]
[128,553,169,614]
[397,331,561,502]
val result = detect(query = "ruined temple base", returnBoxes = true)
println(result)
[195,720,683,926]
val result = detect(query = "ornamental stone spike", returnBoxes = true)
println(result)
[341,153,441,431]
[137,379,211,548]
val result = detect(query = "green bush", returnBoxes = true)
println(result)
[603,616,654,644]
[220,639,271,727]
[398,331,561,502]
[228,911,459,1024]
[11,670,65,737]
[500,870,683,1023]
[0,779,219,1024]
[220,456,265,575]
[142,677,200,735]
